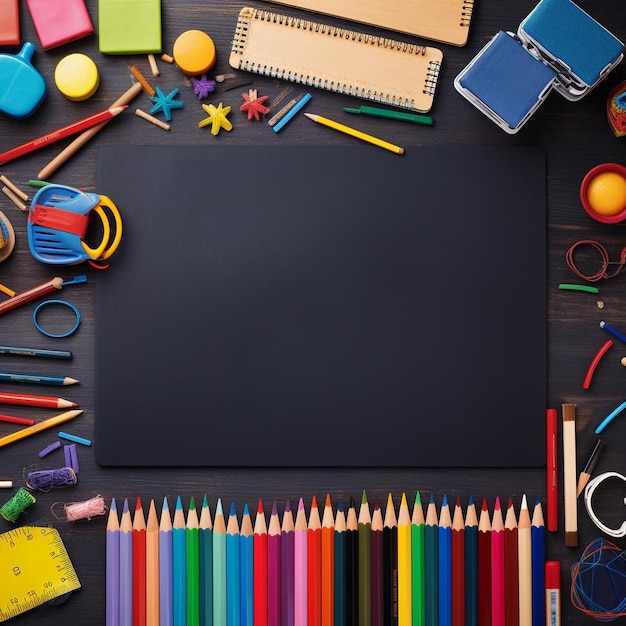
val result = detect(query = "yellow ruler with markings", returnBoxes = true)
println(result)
[0,526,81,622]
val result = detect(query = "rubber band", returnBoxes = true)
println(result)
[583,472,626,538]
[33,299,81,338]
[566,240,626,282]
[595,399,626,434]
[583,339,613,389]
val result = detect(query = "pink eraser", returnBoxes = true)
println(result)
[25,0,94,50]
[0,0,20,45]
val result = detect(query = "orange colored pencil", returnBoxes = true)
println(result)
[451,497,465,626]
[133,497,147,626]
[308,495,323,626]
[321,494,335,626]
[254,499,268,626]
[146,499,160,626]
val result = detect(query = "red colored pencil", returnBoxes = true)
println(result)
[0,106,128,166]
[0,390,77,409]
[268,501,282,626]
[0,414,35,426]
[491,498,505,626]
[321,494,335,626]
[477,498,491,626]
[254,499,268,626]
[451,497,465,626]
[546,408,558,532]
[133,496,147,626]
[504,497,519,626]
[308,495,323,626]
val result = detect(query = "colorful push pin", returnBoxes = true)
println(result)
[149,86,184,121]
[172,29,216,76]
[191,74,216,99]
[54,53,100,101]
[240,89,270,121]
[198,102,232,135]
[0,42,46,118]
[607,81,626,137]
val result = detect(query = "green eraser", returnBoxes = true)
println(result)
[98,0,162,54]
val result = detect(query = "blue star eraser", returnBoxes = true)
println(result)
[0,42,47,119]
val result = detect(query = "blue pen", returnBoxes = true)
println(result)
[273,92,312,133]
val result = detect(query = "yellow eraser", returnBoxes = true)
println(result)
[54,53,99,101]
[587,171,626,216]
[172,30,216,76]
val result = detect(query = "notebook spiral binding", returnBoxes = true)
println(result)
[232,9,428,55]
[460,0,475,27]
[424,60,442,95]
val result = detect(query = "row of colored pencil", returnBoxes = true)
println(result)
[105,492,549,626]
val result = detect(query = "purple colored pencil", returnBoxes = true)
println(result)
[281,500,295,626]
[106,498,120,626]
[160,496,174,626]
[268,501,282,626]
[119,498,134,626]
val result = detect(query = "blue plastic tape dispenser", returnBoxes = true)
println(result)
[28,184,122,265]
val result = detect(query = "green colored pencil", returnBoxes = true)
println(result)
[358,491,372,626]
[411,492,426,626]
[343,105,433,126]
[187,497,200,626]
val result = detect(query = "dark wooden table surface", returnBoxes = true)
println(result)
[1,0,626,623]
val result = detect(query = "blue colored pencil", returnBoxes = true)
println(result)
[240,504,254,626]
[424,494,439,626]
[334,502,347,626]
[106,498,120,626]
[119,499,133,626]
[173,496,187,626]
[160,497,174,626]
[464,498,478,626]
[0,371,78,385]
[438,495,452,626]
[199,495,213,626]
[213,499,227,626]
[227,502,241,626]
[531,497,545,626]
[281,501,295,626]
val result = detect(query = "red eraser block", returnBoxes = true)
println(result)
[25,0,94,50]
[0,0,20,46]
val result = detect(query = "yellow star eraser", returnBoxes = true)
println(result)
[54,53,99,100]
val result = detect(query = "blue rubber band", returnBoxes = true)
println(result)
[33,299,81,338]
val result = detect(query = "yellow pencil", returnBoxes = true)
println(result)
[0,409,82,448]
[397,492,412,626]
[304,113,405,155]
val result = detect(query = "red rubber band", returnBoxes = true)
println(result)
[583,339,614,389]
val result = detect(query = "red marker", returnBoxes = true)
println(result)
[546,409,558,532]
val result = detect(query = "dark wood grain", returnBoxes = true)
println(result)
[1,0,625,623]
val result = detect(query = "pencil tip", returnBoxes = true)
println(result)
[337,501,344,512]
[135,496,142,510]
[230,501,236,516]
[442,494,448,506]
[298,497,304,509]
[361,490,368,505]
[387,493,394,506]
[494,496,501,510]
[243,503,249,515]
[401,492,407,506]
[325,493,332,507]
[481,497,488,510]
[110,497,117,511]
[284,500,291,513]
[272,501,278,515]
[189,496,195,510]
[521,494,528,508]
[202,494,208,508]
[122,498,129,513]
[162,496,169,510]
[175,495,182,509]
[257,499,264,514]
[216,498,223,514]
[468,495,474,505]
[414,491,421,505]
[311,495,318,507]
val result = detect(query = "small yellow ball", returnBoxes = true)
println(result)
[587,171,626,216]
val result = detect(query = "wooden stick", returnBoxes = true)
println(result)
[37,82,143,180]
[148,54,160,76]
[0,175,28,201]
[135,109,171,131]
[562,403,578,547]
[1,186,26,211]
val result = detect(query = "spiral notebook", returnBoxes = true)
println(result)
[262,0,474,46]
[95,144,547,468]
[229,7,443,114]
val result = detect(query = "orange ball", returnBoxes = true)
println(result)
[172,30,216,76]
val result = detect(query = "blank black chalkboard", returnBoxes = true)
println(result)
[95,144,546,467]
